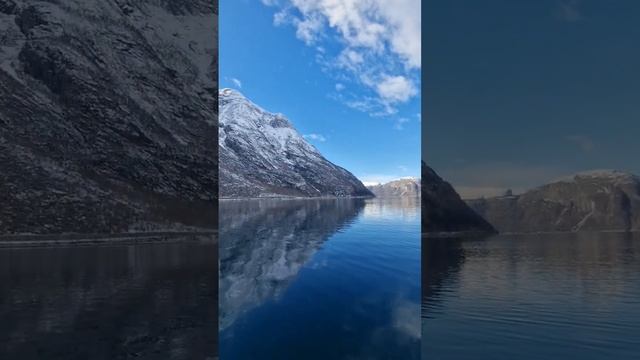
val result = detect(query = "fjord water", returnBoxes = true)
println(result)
[0,237,218,359]
[219,197,421,359]
[423,233,640,359]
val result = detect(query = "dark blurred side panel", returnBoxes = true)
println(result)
[0,0,218,234]
[0,0,218,358]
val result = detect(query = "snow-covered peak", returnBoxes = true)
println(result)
[219,90,319,159]
[219,88,245,99]
[219,92,372,198]
[365,177,420,187]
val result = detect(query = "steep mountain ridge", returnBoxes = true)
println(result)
[467,170,640,233]
[0,0,218,234]
[219,88,373,198]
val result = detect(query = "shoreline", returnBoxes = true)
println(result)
[423,229,640,239]
[423,230,496,239]
[0,231,217,248]
[220,195,375,201]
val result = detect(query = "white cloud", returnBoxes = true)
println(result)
[337,49,364,69]
[230,77,242,88]
[335,83,345,91]
[377,75,417,103]
[282,0,421,67]
[303,133,327,142]
[295,13,325,44]
[263,0,421,116]
[273,9,290,26]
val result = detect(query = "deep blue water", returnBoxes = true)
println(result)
[219,197,421,360]
[422,233,640,360]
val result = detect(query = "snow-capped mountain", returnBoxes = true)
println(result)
[367,178,421,197]
[219,88,373,198]
[467,170,640,233]
[0,0,218,234]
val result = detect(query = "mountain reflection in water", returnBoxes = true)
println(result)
[220,197,421,360]
[219,198,366,330]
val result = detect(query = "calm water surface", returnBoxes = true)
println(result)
[0,236,218,359]
[220,197,421,360]
[422,233,640,359]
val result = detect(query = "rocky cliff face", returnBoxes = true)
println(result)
[467,170,640,233]
[219,88,373,198]
[367,178,420,198]
[0,0,218,234]
[422,162,495,235]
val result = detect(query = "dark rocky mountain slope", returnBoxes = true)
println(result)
[219,88,372,198]
[467,170,640,233]
[422,162,495,235]
[0,0,218,234]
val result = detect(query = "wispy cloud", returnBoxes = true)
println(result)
[230,77,242,88]
[303,133,327,142]
[566,134,595,152]
[557,0,584,22]
[391,300,421,340]
[393,117,410,130]
[262,0,421,116]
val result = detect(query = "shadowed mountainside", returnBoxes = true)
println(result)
[467,170,640,234]
[0,0,218,234]
[421,162,495,235]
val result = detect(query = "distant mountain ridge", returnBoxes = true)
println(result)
[219,88,372,198]
[367,178,420,197]
[422,162,496,235]
[467,170,640,233]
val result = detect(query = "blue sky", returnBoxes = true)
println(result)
[220,0,421,185]
[424,0,640,198]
